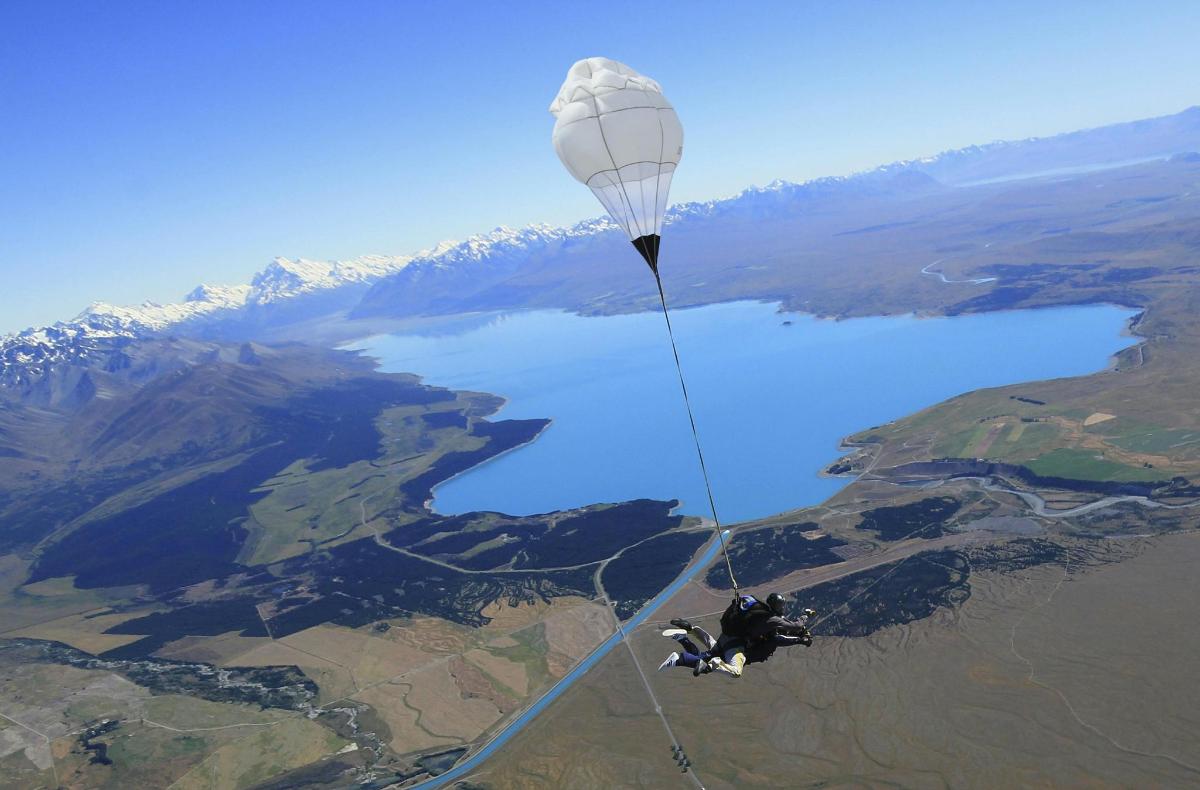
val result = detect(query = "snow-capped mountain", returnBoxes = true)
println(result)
[74,253,421,331]
[0,154,1014,396]
[0,226,615,391]
[5,104,1200,399]
[0,322,135,389]
[352,166,944,320]
[5,253,412,343]
[349,222,617,317]
[357,169,938,313]
[371,223,605,279]
[0,253,415,392]
[79,289,251,335]
[246,255,417,303]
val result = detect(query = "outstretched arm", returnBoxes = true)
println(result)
[765,615,810,637]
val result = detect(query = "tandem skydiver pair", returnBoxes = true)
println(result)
[658,592,815,678]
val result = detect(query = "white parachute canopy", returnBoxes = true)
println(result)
[549,57,683,270]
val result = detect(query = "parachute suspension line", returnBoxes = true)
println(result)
[594,109,646,241]
[652,271,740,595]
[604,599,706,788]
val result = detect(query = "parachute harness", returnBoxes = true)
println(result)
[652,270,740,596]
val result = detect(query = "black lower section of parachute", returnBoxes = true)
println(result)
[632,234,661,273]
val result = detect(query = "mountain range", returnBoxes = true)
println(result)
[4,104,1199,405]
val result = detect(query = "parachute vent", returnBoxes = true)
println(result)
[632,234,661,273]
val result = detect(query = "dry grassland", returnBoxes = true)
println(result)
[474,533,1200,788]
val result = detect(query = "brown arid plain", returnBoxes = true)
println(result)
[473,532,1200,788]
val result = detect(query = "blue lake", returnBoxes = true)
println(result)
[349,301,1136,522]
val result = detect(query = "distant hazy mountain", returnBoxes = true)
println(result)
[351,167,945,320]
[905,105,1200,185]
[352,223,612,319]
[352,107,1200,320]
[4,104,1199,397]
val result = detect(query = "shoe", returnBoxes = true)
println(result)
[661,628,688,640]
[693,659,713,676]
[670,618,693,631]
[658,652,681,671]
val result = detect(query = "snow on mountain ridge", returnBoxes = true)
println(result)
[79,288,254,333]
[247,254,418,303]
[0,319,138,387]
[0,167,939,365]
[184,283,254,306]
[0,232,568,378]
[415,224,595,267]
[51,252,421,336]
[8,102,1199,385]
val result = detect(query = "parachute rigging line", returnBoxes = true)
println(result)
[652,271,740,594]
[605,598,706,787]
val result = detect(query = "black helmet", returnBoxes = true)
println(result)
[766,593,788,616]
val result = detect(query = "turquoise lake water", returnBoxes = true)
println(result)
[349,301,1136,522]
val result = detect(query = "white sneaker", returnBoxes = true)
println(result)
[661,628,688,640]
[658,652,681,671]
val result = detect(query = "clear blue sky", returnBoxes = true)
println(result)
[3,1,1199,333]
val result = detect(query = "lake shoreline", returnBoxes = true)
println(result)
[349,300,1137,524]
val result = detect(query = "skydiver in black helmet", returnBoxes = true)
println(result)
[657,592,814,677]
